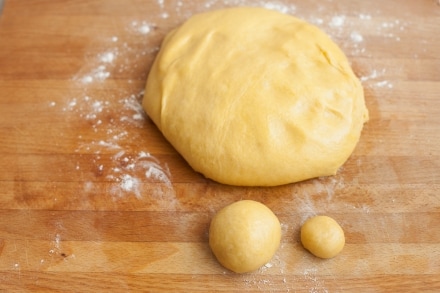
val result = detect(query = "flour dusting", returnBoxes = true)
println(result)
[330,15,346,27]
[54,17,174,200]
[360,68,394,90]
[350,31,364,43]
[261,2,296,14]
[105,150,172,198]
[70,87,174,197]
[131,20,153,34]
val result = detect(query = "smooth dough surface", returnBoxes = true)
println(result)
[143,7,369,186]
[209,200,281,273]
[300,215,345,259]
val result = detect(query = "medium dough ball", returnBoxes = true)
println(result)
[300,215,345,259]
[209,200,281,273]
[143,7,369,186]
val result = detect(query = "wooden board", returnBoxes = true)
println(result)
[0,0,439,291]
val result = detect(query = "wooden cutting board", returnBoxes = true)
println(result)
[0,0,439,291]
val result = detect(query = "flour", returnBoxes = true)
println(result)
[76,65,111,84]
[202,0,295,14]
[360,69,384,82]
[303,268,328,293]
[100,51,116,63]
[57,15,172,199]
[119,93,147,127]
[375,80,393,88]
[359,14,372,20]
[132,20,153,34]
[145,163,172,185]
[360,68,394,90]
[329,15,345,27]
[350,31,364,43]
[261,2,296,14]
[120,174,137,192]
[105,150,173,198]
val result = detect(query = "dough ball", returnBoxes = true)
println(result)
[143,7,369,186]
[300,215,345,259]
[209,200,281,273]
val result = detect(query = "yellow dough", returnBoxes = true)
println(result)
[209,200,281,273]
[143,7,369,186]
[300,215,345,259]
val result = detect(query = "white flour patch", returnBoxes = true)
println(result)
[303,267,329,293]
[106,151,173,199]
[119,92,147,127]
[144,162,172,185]
[99,51,116,63]
[375,80,394,89]
[359,68,394,90]
[329,15,346,27]
[261,2,296,14]
[131,20,154,34]
[360,69,385,82]
[350,31,364,43]
[202,0,296,14]
[75,65,112,84]
[120,174,136,191]
[359,14,372,20]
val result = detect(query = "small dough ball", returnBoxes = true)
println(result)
[143,7,369,186]
[209,200,281,273]
[301,215,345,259]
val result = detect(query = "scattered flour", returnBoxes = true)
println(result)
[131,20,153,34]
[202,0,296,14]
[57,16,173,200]
[375,80,394,89]
[261,1,296,14]
[359,68,394,89]
[359,14,372,20]
[350,31,364,43]
[330,15,346,27]
[100,51,116,63]
[77,65,111,84]
[106,150,172,198]
[360,69,384,82]
[67,87,173,198]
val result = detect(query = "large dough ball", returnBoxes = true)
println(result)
[209,200,281,273]
[143,7,369,186]
[300,215,345,259]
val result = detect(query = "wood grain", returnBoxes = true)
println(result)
[1,0,439,292]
